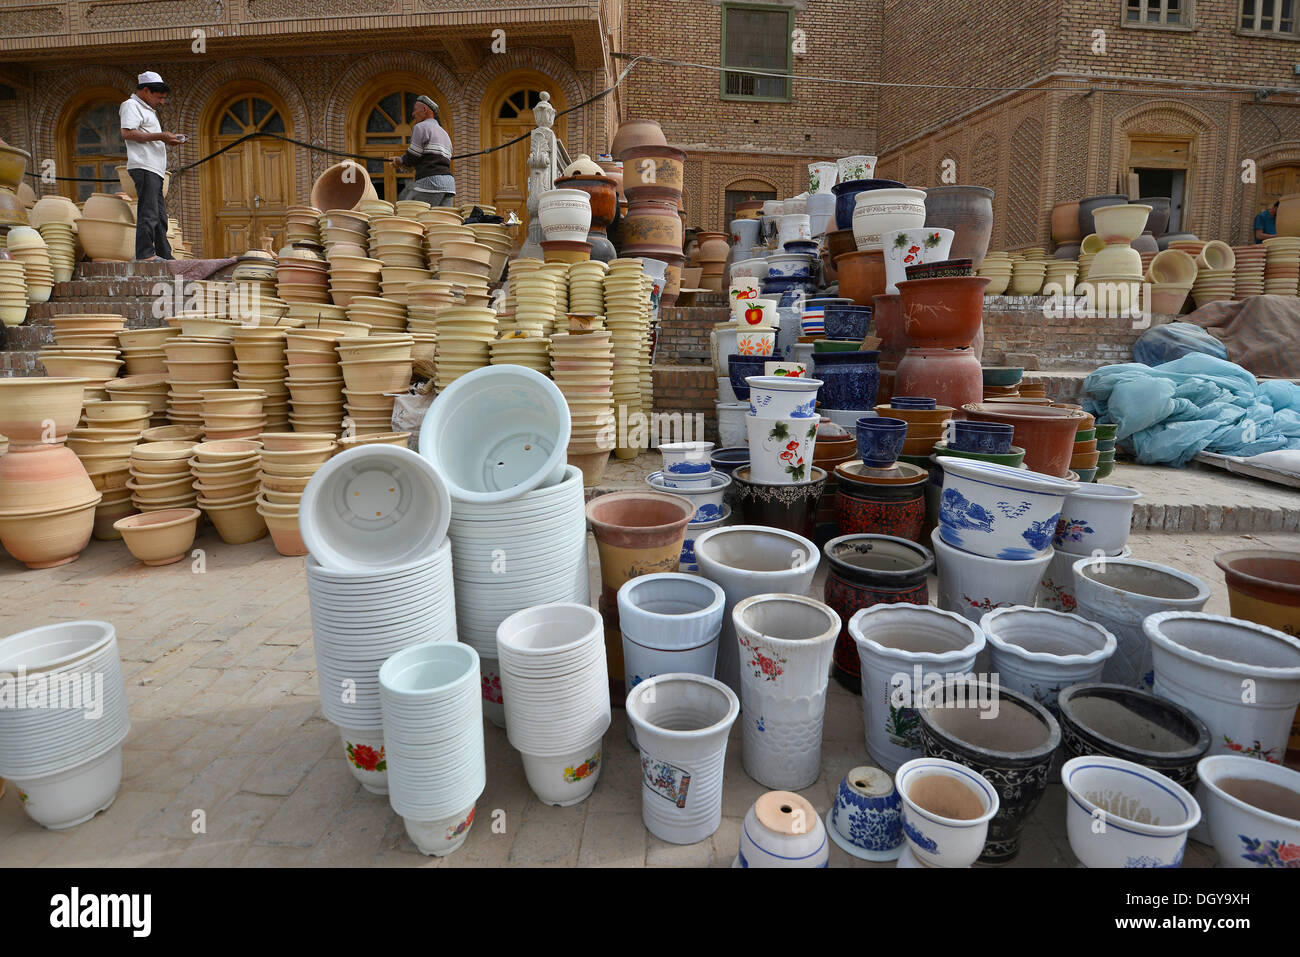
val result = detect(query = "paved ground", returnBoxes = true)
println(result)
[0,455,1296,867]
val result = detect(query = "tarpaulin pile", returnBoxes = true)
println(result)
[1082,354,1300,467]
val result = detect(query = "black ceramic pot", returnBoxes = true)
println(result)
[1056,683,1211,790]
[1138,197,1171,237]
[730,465,826,541]
[823,533,934,693]
[918,680,1061,864]
[727,354,766,401]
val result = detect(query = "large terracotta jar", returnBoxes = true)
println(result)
[923,186,995,269]
[585,490,696,691]
[0,443,96,512]
[311,161,378,212]
[695,231,729,263]
[897,275,989,348]
[620,200,684,259]
[962,403,1090,477]
[621,145,686,203]
[835,249,886,306]
[611,119,667,159]
[894,348,982,414]
[1051,201,1081,244]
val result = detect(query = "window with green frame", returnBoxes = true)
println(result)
[721,4,793,101]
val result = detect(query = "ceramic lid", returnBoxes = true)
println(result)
[835,460,928,486]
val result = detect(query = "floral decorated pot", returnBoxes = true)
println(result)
[930,528,1053,624]
[980,606,1117,713]
[832,179,904,231]
[826,765,904,860]
[340,727,388,794]
[1072,557,1211,689]
[1057,683,1211,790]
[834,461,928,542]
[1146,612,1300,765]
[852,188,927,251]
[849,604,985,772]
[883,228,954,295]
[1036,544,1131,614]
[745,375,821,420]
[733,593,840,789]
[730,465,826,542]
[745,414,818,485]
[812,351,880,411]
[823,534,933,694]
[737,790,829,867]
[480,655,505,728]
[918,679,1061,863]
[895,756,1000,867]
[1197,754,1300,868]
[935,457,1077,561]
[837,154,877,183]
[1053,483,1142,556]
[808,162,838,195]
[1062,755,1200,868]
[777,215,812,249]
[736,328,775,357]
[730,219,761,249]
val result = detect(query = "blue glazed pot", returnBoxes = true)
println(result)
[823,304,872,340]
[826,766,905,861]
[814,350,881,411]
[855,415,906,467]
[832,178,906,231]
[709,447,749,475]
[890,397,937,410]
[952,421,1014,455]
[727,354,766,400]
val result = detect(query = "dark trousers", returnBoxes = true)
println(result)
[128,168,172,260]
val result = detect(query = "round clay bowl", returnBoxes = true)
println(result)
[130,457,194,477]
[259,447,334,468]
[191,439,263,462]
[164,341,235,362]
[199,495,268,544]
[258,471,312,493]
[126,474,195,501]
[0,498,99,568]
[170,380,236,396]
[258,432,337,451]
[201,413,267,430]
[114,508,201,566]
[260,488,303,507]
[258,461,324,479]
[195,476,262,501]
[82,400,149,423]
[130,440,196,462]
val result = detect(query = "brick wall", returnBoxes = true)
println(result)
[655,304,726,364]
[981,295,1175,369]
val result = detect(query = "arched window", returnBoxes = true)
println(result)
[479,71,566,231]
[350,77,453,202]
[57,90,127,202]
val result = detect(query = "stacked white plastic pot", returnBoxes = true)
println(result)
[0,621,130,829]
[497,603,611,807]
[418,365,578,728]
[379,642,486,857]
[299,445,456,792]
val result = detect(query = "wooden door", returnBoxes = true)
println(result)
[1262,164,1300,211]
[204,92,293,257]
[481,79,566,234]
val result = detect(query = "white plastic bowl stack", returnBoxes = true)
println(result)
[5,225,54,303]
[497,603,611,806]
[231,326,291,430]
[378,642,485,857]
[36,221,77,283]
[300,444,455,794]
[285,329,348,433]
[0,258,26,327]
[128,438,198,513]
[0,621,131,830]
[117,326,178,376]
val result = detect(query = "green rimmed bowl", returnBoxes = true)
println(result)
[1074,428,1096,442]
[1094,422,1118,440]
[929,440,1026,467]
[1096,438,1116,452]
[981,366,1024,387]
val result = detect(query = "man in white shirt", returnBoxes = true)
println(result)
[390,96,456,207]
[119,71,183,261]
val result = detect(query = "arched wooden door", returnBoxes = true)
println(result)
[202,86,294,257]
[350,75,454,203]
[1261,163,1300,219]
[480,72,566,232]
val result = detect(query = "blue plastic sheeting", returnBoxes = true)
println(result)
[1082,354,1300,467]
[1132,321,1228,366]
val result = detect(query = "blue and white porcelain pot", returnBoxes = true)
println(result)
[813,350,880,411]
[934,456,1077,561]
[745,375,822,420]
[826,765,904,861]
[736,791,829,867]
[679,504,732,573]
[658,441,714,484]
[646,469,730,522]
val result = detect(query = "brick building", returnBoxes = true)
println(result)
[0,0,1294,253]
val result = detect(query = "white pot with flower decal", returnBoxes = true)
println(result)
[745,414,818,485]
[808,162,838,195]
[340,727,388,793]
[837,154,877,184]
[882,227,954,294]
[733,594,840,789]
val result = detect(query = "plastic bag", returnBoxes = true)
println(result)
[390,391,434,450]
[1132,322,1227,366]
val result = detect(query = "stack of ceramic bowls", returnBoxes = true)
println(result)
[497,603,612,806]
[320,208,367,251]
[1231,244,1267,300]
[163,334,236,428]
[489,335,551,374]
[380,265,433,305]
[118,327,178,375]
[338,334,413,434]
[873,399,953,457]
[511,269,561,336]
[423,218,474,272]
[5,225,53,303]
[285,205,323,244]
[0,257,26,326]
[230,326,291,430]
[378,642,485,857]
[550,325,616,485]
[336,431,410,451]
[327,252,383,307]
[438,239,493,286]
[1264,236,1300,295]
[977,252,1012,295]
[199,388,266,441]
[648,440,730,524]
[347,294,407,333]
[285,329,348,433]
[468,221,512,282]
[404,279,457,331]
[276,251,330,304]
[189,439,265,543]
[127,439,197,513]
[605,259,648,458]
[1009,258,1046,295]
[36,221,76,283]
[106,374,169,428]
[76,400,149,538]
[305,542,457,795]
[568,260,608,313]
[433,305,497,390]
[369,216,427,268]
[0,621,131,829]
[255,433,337,556]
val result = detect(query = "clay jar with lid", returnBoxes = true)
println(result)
[834,460,928,543]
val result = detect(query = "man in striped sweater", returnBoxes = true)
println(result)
[390,95,456,207]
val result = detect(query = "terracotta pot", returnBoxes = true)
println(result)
[729,465,826,541]
[0,443,98,516]
[0,497,100,568]
[922,186,995,269]
[200,494,268,544]
[823,533,934,693]
[554,174,618,234]
[259,506,308,556]
[835,249,886,307]
[114,507,201,566]
[0,376,87,446]
[962,403,1089,477]
[311,161,378,212]
[620,200,684,258]
[611,119,667,159]
[695,231,729,263]
[620,145,685,203]
[897,275,989,348]
[1051,201,1082,244]
[894,348,982,414]
[586,490,695,685]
